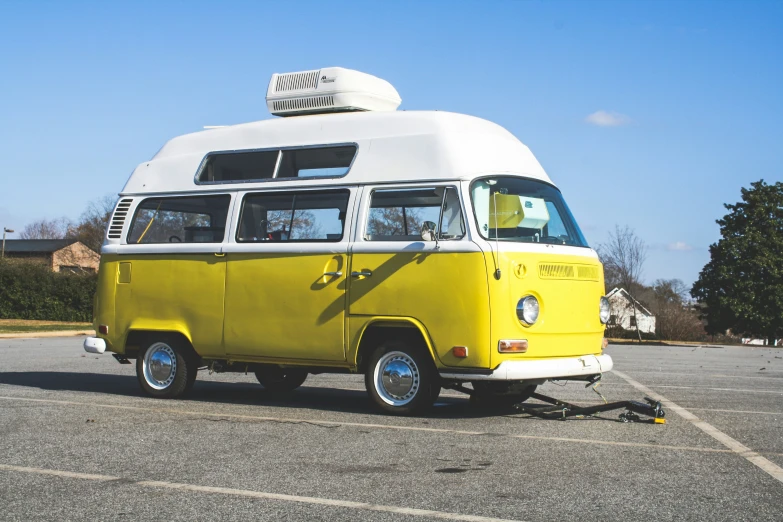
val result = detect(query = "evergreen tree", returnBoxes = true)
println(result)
[691,180,783,344]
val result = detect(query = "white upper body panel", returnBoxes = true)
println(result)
[121,111,552,195]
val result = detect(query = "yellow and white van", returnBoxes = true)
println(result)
[84,67,612,414]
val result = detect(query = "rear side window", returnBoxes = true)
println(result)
[197,145,356,183]
[276,145,356,178]
[127,195,231,244]
[199,150,278,183]
[366,186,465,241]
[237,190,350,242]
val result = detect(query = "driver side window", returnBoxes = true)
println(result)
[365,186,465,241]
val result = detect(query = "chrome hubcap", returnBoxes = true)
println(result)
[143,342,177,390]
[374,351,420,406]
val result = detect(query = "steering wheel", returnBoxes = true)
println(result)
[169,235,182,243]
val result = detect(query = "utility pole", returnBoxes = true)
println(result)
[2,227,13,258]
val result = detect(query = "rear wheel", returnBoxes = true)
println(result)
[255,366,308,392]
[136,339,196,399]
[365,342,439,415]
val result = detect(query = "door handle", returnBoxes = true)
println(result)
[214,253,226,257]
[351,271,372,278]
[323,271,343,277]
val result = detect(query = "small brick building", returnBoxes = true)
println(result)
[2,239,100,273]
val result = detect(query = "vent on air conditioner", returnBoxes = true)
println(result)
[272,95,334,112]
[274,70,320,92]
[107,198,133,239]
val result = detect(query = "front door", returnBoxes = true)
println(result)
[347,185,491,367]
[222,188,353,362]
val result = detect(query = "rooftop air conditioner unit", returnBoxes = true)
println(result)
[266,67,401,117]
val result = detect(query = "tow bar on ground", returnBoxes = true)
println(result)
[514,391,666,423]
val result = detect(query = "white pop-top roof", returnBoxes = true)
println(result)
[122,110,552,195]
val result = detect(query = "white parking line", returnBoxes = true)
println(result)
[600,383,783,395]
[613,370,783,485]
[688,408,783,416]
[0,463,524,522]
[0,394,755,456]
[609,371,783,381]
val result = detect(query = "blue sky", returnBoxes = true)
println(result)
[1,0,781,287]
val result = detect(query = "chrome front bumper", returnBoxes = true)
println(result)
[439,354,613,381]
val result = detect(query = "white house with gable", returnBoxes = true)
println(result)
[606,287,656,335]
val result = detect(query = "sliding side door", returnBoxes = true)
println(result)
[222,188,354,362]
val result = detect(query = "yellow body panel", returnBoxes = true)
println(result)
[95,247,605,372]
[93,257,118,351]
[223,253,346,361]
[487,251,605,368]
[108,254,227,358]
[348,251,491,369]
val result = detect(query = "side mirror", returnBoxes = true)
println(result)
[421,221,437,242]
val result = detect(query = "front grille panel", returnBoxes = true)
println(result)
[539,263,600,281]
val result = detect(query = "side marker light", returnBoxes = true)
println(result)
[452,346,468,358]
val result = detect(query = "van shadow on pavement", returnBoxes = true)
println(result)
[0,371,511,420]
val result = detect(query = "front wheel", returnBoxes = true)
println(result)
[365,343,439,415]
[136,339,196,399]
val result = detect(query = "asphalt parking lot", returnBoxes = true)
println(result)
[1,338,782,521]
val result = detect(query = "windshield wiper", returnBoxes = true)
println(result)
[539,236,569,245]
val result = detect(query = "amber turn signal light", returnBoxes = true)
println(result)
[498,340,528,353]
[451,346,468,358]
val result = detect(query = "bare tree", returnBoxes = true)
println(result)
[651,278,690,305]
[649,278,706,341]
[19,218,71,240]
[367,207,425,237]
[66,195,117,252]
[597,225,648,342]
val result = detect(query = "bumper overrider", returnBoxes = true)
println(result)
[439,354,613,381]
[84,337,107,354]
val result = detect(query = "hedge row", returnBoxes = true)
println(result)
[0,259,96,322]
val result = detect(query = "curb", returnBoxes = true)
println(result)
[0,330,94,339]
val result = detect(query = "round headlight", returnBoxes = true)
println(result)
[599,296,611,324]
[516,296,539,325]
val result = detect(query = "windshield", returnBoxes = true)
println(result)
[470,177,588,247]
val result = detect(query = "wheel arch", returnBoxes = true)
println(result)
[353,317,440,374]
[125,328,199,363]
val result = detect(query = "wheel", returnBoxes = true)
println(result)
[255,366,308,392]
[136,338,196,399]
[185,364,199,392]
[365,342,438,415]
[471,382,537,409]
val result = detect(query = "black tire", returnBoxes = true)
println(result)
[255,366,308,392]
[365,342,438,415]
[471,382,537,409]
[185,365,199,392]
[136,338,196,399]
